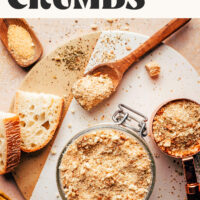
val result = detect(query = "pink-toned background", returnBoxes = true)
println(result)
[0,18,199,199]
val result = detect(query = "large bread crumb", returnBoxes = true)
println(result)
[145,61,160,78]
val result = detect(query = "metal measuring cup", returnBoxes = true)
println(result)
[149,98,200,200]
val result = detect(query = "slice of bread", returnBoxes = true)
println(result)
[0,112,21,175]
[14,90,64,152]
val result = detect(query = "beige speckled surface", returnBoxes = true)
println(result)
[0,18,199,199]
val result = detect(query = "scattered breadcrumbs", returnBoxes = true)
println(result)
[124,26,130,31]
[90,24,98,30]
[145,61,160,78]
[71,109,75,114]
[126,46,132,51]
[68,124,72,128]
[152,100,200,157]
[101,50,116,61]
[8,24,35,63]
[72,74,114,110]
[177,77,182,81]
[89,33,130,66]
[51,148,57,155]
[107,19,114,23]
[56,193,60,198]
[59,129,152,200]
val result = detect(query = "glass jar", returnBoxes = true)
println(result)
[56,104,156,200]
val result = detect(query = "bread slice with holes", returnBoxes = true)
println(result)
[0,112,21,175]
[14,90,64,152]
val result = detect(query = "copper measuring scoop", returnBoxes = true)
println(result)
[149,98,200,200]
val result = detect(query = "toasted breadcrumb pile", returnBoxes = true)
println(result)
[60,129,152,200]
[8,25,35,63]
[72,75,114,110]
[153,100,200,157]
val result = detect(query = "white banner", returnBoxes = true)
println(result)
[0,0,200,18]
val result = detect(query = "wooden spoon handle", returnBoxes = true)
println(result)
[117,18,191,73]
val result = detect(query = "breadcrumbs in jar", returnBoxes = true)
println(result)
[59,129,152,200]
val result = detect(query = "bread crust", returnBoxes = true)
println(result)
[0,115,21,175]
[20,98,64,153]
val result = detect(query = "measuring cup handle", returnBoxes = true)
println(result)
[182,157,200,200]
[187,187,200,200]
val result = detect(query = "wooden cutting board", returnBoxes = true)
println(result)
[10,32,101,200]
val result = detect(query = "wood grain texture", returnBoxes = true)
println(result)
[0,19,200,200]
[118,18,191,72]
[10,32,101,200]
[87,19,191,91]
[0,18,43,68]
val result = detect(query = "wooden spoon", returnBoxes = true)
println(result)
[0,18,43,68]
[86,18,191,89]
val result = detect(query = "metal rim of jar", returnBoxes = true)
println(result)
[56,123,156,200]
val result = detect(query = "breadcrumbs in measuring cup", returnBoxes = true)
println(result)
[153,99,200,157]
[7,24,35,63]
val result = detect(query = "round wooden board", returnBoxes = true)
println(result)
[10,32,101,200]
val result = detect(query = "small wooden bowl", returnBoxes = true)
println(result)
[0,18,43,68]
[149,98,200,159]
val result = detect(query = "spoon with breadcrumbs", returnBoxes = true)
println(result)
[87,18,191,88]
[72,18,191,110]
[0,18,43,68]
